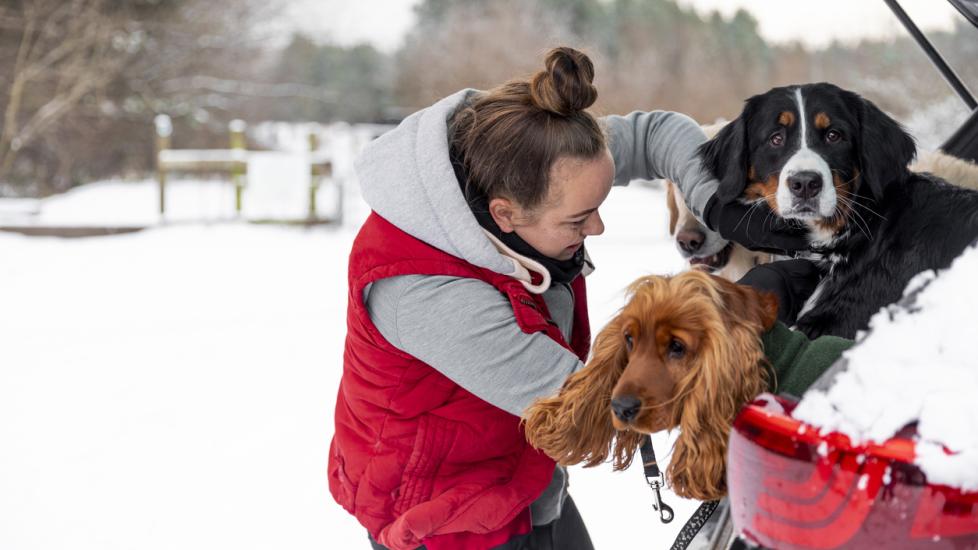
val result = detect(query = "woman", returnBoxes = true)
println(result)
[328,47,811,550]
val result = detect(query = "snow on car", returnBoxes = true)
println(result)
[728,241,978,550]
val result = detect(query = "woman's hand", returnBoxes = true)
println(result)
[737,259,821,324]
[704,196,811,255]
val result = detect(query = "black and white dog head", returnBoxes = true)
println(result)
[700,83,917,243]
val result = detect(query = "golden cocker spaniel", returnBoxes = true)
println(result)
[523,270,777,501]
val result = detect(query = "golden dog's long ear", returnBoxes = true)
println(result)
[666,275,770,501]
[667,399,732,501]
[755,290,779,331]
[728,280,779,332]
[523,315,644,469]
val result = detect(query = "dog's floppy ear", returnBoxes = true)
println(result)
[850,91,916,199]
[665,180,679,235]
[667,273,770,500]
[698,103,754,204]
[731,283,779,332]
[756,291,779,331]
[523,314,643,469]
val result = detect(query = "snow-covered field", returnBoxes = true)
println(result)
[5,118,978,548]
[0,177,700,549]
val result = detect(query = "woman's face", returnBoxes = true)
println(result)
[492,149,615,261]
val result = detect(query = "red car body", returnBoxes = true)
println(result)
[728,396,978,549]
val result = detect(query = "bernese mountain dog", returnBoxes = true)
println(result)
[699,82,978,339]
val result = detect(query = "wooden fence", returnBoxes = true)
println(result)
[154,115,336,224]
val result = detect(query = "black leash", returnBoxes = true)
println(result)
[640,435,722,550]
[670,500,721,550]
[639,434,674,523]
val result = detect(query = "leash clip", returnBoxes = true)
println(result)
[647,473,674,524]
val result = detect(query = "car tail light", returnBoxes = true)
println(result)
[727,395,978,549]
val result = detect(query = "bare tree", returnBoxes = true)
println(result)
[395,0,588,112]
[0,0,275,193]
[0,0,134,178]
[391,0,777,122]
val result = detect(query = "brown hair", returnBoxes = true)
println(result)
[449,47,606,212]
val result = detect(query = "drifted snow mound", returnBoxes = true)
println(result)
[794,240,978,491]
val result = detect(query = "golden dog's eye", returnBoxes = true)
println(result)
[769,131,784,147]
[668,338,686,359]
[624,332,634,352]
[826,129,842,143]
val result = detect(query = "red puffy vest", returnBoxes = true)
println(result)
[329,213,591,550]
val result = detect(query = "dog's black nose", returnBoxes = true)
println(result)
[676,228,705,253]
[611,395,642,423]
[787,171,823,200]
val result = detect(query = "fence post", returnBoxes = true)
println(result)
[229,119,247,216]
[334,159,342,226]
[308,132,319,221]
[154,114,172,218]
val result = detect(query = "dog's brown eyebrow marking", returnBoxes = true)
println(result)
[745,175,780,212]
[815,112,831,129]
[778,111,795,126]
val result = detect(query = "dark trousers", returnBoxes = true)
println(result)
[368,495,594,550]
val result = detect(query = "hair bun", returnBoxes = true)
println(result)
[530,47,597,116]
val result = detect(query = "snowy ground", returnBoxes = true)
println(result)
[7,109,976,548]
[0,178,699,549]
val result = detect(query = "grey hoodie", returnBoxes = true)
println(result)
[354,89,718,525]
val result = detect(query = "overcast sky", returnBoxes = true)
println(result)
[282,0,962,53]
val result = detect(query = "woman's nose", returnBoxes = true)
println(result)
[583,211,604,236]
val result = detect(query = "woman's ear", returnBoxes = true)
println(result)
[489,197,517,232]
[523,315,640,468]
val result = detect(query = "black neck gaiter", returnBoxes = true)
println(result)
[450,146,587,285]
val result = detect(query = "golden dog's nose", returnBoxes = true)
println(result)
[611,395,641,423]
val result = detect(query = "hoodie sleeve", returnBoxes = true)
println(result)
[603,110,719,221]
[364,274,583,417]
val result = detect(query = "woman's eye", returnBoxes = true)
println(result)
[826,129,842,143]
[569,218,587,227]
[770,132,784,147]
[667,338,685,359]
[624,333,634,352]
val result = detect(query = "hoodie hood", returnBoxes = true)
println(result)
[356,89,533,281]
